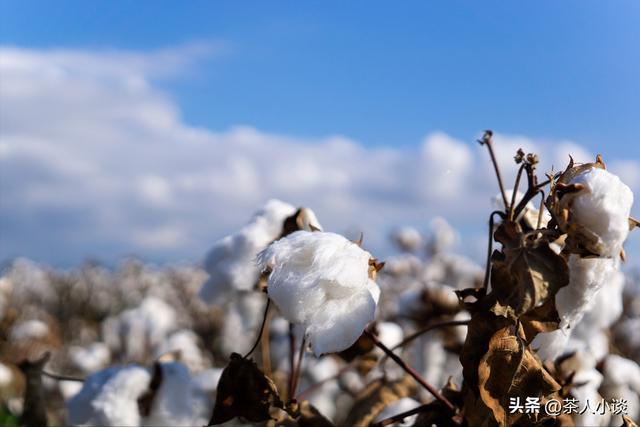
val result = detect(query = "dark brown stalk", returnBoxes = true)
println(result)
[364,330,456,413]
[483,211,505,289]
[243,297,271,359]
[289,335,306,400]
[509,163,526,221]
[369,402,432,427]
[478,130,509,210]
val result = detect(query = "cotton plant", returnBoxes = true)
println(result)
[257,230,382,356]
[532,160,635,360]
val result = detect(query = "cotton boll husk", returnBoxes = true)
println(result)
[392,226,423,253]
[69,342,111,374]
[199,199,298,304]
[569,167,633,257]
[374,397,422,426]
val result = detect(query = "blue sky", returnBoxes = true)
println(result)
[3,1,639,152]
[1,1,639,266]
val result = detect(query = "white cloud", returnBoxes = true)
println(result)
[0,45,638,266]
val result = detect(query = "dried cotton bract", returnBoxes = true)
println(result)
[258,231,381,356]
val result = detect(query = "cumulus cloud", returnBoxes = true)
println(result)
[0,45,638,266]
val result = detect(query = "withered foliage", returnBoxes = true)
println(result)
[209,352,283,425]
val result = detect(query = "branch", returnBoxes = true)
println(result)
[369,402,431,427]
[364,330,456,412]
[478,130,509,210]
[244,297,271,359]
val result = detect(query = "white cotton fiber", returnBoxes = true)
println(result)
[259,231,380,356]
[199,199,297,303]
[569,168,633,257]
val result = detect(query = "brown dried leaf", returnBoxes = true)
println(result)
[519,297,561,343]
[209,352,283,425]
[622,415,639,427]
[491,221,569,318]
[477,326,560,427]
[341,375,416,427]
[269,401,334,427]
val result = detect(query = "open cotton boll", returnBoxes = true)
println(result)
[568,167,633,257]
[9,319,49,342]
[199,199,298,303]
[392,226,423,253]
[69,342,111,374]
[259,231,380,356]
[154,330,205,372]
[67,365,151,426]
[533,256,619,360]
[428,217,458,254]
[0,362,12,388]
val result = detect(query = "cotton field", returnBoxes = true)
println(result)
[1,142,640,427]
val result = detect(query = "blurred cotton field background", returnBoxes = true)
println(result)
[2,2,640,426]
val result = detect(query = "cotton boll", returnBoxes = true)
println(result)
[118,297,177,362]
[377,322,404,349]
[9,319,49,342]
[259,231,380,356]
[143,362,197,426]
[382,254,423,277]
[67,365,151,426]
[218,291,266,356]
[199,199,298,303]
[392,227,423,253]
[0,362,12,388]
[531,328,571,362]
[306,289,377,355]
[59,380,84,401]
[568,167,633,257]
[154,330,205,372]
[428,217,458,254]
[190,367,223,422]
[69,342,111,374]
[600,355,640,423]
[374,397,422,426]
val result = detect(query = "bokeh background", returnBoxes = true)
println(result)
[1,1,639,267]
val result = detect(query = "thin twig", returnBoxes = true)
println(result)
[536,190,546,230]
[297,360,356,400]
[288,323,296,400]
[289,335,306,400]
[41,370,85,382]
[364,330,456,412]
[509,163,526,221]
[391,320,470,353]
[369,402,432,427]
[244,297,271,359]
[483,211,504,289]
[478,130,509,210]
[377,319,470,369]
[261,304,273,378]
